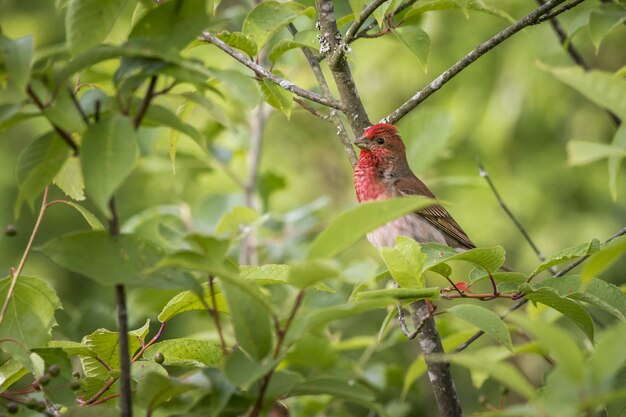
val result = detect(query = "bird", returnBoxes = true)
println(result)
[353,123,474,251]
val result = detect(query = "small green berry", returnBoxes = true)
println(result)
[38,374,51,386]
[70,380,81,390]
[47,364,61,377]
[154,352,165,364]
[3,225,17,237]
[72,371,80,379]
[25,398,39,409]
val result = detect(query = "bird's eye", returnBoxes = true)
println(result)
[375,137,385,145]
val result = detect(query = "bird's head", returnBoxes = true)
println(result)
[354,123,406,162]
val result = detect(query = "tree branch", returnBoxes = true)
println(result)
[200,31,344,111]
[288,24,358,166]
[133,76,158,129]
[352,0,420,41]
[382,0,573,125]
[27,86,79,155]
[344,0,388,44]
[316,0,371,134]
[288,24,358,165]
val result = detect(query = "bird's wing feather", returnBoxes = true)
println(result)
[392,176,475,249]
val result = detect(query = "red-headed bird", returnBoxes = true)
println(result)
[353,123,474,250]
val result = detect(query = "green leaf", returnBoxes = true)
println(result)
[181,91,232,129]
[39,231,163,286]
[380,236,427,289]
[81,115,139,215]
[569,278,626,321]
[441,352,535,399]
[14,132,70,218]
[136,372,198,411]
[521,285,594,341]
[509,315,584,382]
[214,206,259,237]
[145,103,207,145]
[64,407,121,417]
[288,260,339,289]
[307,196,437,260]
[589,3,626,52]
[215,31,258,57]
[224,347,276,389]
[60,202,105,231]
[143,339,223,367]
[427,246,505,274]
[392,26,430,72]
[0,357,28,392]
[0,276,61,364]
[66,0,127,55]
[608,123,626,200]
[567,140,626,166]
[53,157,85,201]
[48,340,96,356]
[582,235,626,284]
[221,280,273,360]
[588,322,626,386]
[529,239,600,277]
[158,283,228,323]
[539,63,626,119]
[407,0,515,23]
[447,304,513,351]
[242,1,304,51]
[289,377,375,402]
[0,35,33,101]
[356,287,440,301]
[129,0,209,52]
[259,78,293,119]
[80,321,149,380]
[298,300,391,334]
[240,264,290,285]
[269,30,319,63]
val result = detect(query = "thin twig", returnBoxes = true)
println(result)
[454,226,626,352]
[294,98,332,122]
[534,0,586,23]
[133,76,158,129]
[478,162,557,274]
[288,24,357,165]
[382,0,573,125]
[67,87,90,126]
[352,0,420,41]
[0,187,50,324]
[199,31,344,111]
[208,276,228,355]
[131,321,166,362]
[27,86,79,154]
[248,290,305,417]
[344,0,389,44]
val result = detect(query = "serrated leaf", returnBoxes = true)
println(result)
[569,277,626,321]
[53,157,85,200]
[259,78,293,118]
[589,3,626,52]
[242,1,304,50]
[539,63,626,119]
[39,231,163,286]
[240,264,290,284]
[588,322,626,386]
[582,235,626,284]
[380,236,427,289]
[308,196,437,260]
[427,246,505,274]
[288,260,339,289]
[66,0,127,55]
[129,0,209,52]
[356,287,440,301]
[158,282,228,323]
[81,116,138,215]
[0,276,61,366]
[143,339,223,367]
[392,26,430,72]
[529,239,600,277]
[521,285,594,341]
[14,132,70,218]
[447,304,512,351]
[215,31,258,57]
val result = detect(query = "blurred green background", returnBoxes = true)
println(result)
[0,0,625,414]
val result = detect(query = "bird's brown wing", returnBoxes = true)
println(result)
[392,175,475,249]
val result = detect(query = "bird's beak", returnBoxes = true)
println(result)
[354,136,370,150]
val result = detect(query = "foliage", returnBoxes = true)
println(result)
[0,0,625,416]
